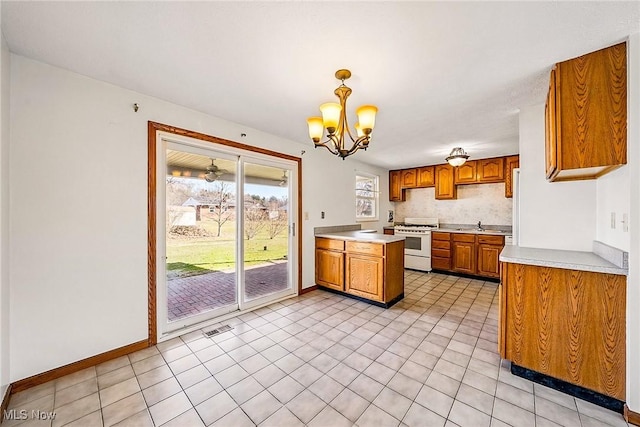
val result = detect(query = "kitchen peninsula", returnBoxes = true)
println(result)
[314,227,405,308]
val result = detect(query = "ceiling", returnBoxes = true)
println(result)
[3,2,639,169]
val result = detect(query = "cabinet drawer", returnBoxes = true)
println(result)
[316,237,345,251]
[432,240,451,250]
[432,232,451,241]
[452,233,476,243]
[432,249,451,258]
[432,257,451,270]
[346,241,384,257]
[478,235,504,245]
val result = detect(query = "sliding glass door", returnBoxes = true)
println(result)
[158,137,297,334]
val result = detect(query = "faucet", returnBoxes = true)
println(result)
[477,221,484,231]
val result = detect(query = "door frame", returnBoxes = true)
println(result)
[148,121,302,345]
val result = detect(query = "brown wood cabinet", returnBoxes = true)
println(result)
[452,234,476,274]
[478,158,505,182]
[389,170,405,202]
[500,262,626,400]
[476,235,504,278]
[454,161,477,184]
[400,168,417,189]
[504,155,519,198]
[431,232,451,270]
[315,237,404,306]
[383,228,395,235]
[435,164,457,200]
[545,42,627,181]
[417,166,435,187]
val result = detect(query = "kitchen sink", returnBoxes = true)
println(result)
[456,228,506,233]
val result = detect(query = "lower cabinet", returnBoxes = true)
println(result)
[434,232,504,279]
[315,237,404,306]
[500,262,626,400]
[345,253,384,301]
[315,248,344,291]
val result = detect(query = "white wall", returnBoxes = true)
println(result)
[0,19,11,397]
[517,104,596,251]
[625,32,640,415]
[9,54,391,381]
[394,183,512,226]
[595,166,630,251]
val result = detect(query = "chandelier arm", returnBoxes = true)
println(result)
[315,137,340,156]
[344,136,371,156]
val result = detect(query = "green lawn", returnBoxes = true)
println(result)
[167,218,288,278]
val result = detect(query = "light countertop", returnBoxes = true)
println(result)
[500,245,628,275]
[436,227,512,236]
[315,231,405,244]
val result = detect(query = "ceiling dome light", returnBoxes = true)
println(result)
[446,147,470,167]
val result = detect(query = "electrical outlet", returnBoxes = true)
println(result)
[611,212,616,229]
[304,212,309,220]
[622,213,629,232]
[321,211,325,219]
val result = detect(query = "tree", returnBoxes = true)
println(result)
[267,197,288,239]
[244,205,266,240]
[208,181,234,237]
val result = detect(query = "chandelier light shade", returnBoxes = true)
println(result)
[307,69,378,159]
[446,147,470,167]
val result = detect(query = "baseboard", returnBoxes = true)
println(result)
[625,405,640,426]
[10,340,148,394]
[300,285,318,295]
[1,383,12,422]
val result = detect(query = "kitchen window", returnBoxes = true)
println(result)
[355,172,379,221]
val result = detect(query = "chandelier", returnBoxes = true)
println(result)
[307,69,378,159]
[446,147,470,167]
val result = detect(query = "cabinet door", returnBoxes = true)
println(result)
[417,166,435,187]
[452,241,476,274]
[477,244,501,278]
[345,254,384,301]
[478,158,505,182]
[498,278,506,358]
[545,67,558,179]
[315,249,344,291]
[504,155,519,198]
[435,164,457,200]
[389,170,405,202]
[400,169,417,189]
[454,161,477,184]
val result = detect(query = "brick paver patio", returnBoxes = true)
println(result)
[168,262,288,321]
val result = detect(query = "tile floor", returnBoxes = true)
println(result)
[5,271,629,427]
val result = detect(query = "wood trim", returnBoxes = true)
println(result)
[148,121,303,344]
[626,405,640,426]
[10,340,148,394]
[1,384,12,422]
[300,285,318,295]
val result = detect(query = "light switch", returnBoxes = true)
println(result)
[304,212,309,220]
[622,213,629,232]
[611,212,616,229]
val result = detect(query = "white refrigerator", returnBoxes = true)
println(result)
[510,168,520,246]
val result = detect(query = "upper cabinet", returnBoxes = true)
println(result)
[417,166,435,187]
[435,164,457,200]
[400,168,417,188]
[454,161,477,184]
[478,158,505,182]
[389,170,405,202]
[545,42,627,181]
[504,155,519,198]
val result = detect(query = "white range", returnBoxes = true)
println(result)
[394,217,439,272]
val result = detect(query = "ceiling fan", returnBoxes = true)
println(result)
[278,170,288,187]
[204,159,225,182]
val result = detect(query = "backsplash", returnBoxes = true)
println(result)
[394,183,513,225]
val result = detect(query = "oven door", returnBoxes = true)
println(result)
[397,233,430,257]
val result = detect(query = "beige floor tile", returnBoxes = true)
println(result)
[52,393,100,427]
[455,383,494,415]
[226,376,264,405]
[160,408,204,427]
[96,356,131,377]
[575,398,627,427]
[534,395,581,427]
[63,410,103,427]
[97,366,135,390]
[415,385,454,419]
[356,403,400,427]
[492,398,535,427]
[141,377,181,407]
[495,381,534,412]
[148,391,192,426]
[251,364,286,388]
[308,375,344,403]
[268,376,304,404]
[403,402,446,427]
[240,390,282,424]
[348,374,384,402]
[127,347,160,364]
[195,390,238,425]
[112,409,153,427]
[53,377,98,408]
[175,364,210,390]
[183,377,222,406]
[135,365,173,390]
[308,405,352,427]
[55,368,97,392]
[8,382,55,409]
[373,387,412,421]
[102,392,147,427]
[214,364,249,388]
[160,344,192,363]
[329,388,369,422]
[99,378,140,408]
[285,389,326,424]
[388,372,422,400]
[259,407,304,427]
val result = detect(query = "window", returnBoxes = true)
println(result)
[355,172,379,221]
